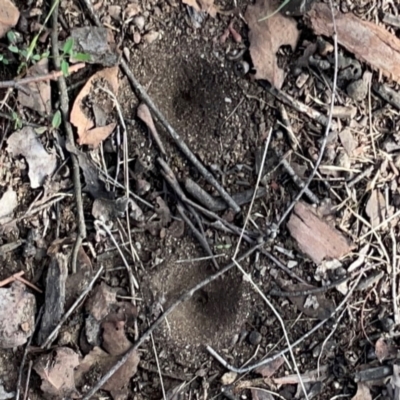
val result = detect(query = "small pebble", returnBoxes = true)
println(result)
[380,317,394,332]
[248,330,262,345]
[346,78,368,101]
[133,15,145,30]
[133,32,141,44]
[143,31,159,44]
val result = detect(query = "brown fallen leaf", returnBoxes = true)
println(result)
[255,356,284,378]
[7,127,57,189]
[375,337,397,363]
[18,58,51,115]
[287,202,353,265]
[246,0,299,89]
[0,281,36,348]
[34,347,80,399]
[307,3,400,84]
[366,190,386,229]
[182,0,219,18]
[75,321,140,399]
[85,282,117,321]
[70,66,119,147]
[351,382,372,400]
[0,0,19,38]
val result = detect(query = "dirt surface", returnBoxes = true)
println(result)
[2,0,400,399]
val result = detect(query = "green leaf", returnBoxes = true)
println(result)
[2,59,9,65]
[8,45,19,54]
[7,31,16,44]
[61,60,69,76]
[73,52,91,62]
[41,51,50,59]
[63,38,74,55]
[20,49,28,58]
[33,54,41,61]
[35,126,48,135]
[52,110,62,129]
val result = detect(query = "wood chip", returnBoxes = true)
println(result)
[307,3,400,84]
[287,202,353,264]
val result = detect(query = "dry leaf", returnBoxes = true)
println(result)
[339,128,358,157]
[0,0,19,38]
[246,0,299,88]
[366,190,385,228]
[70,66,119,147]
[34,347,79,399]
[255,356,284,378]
[0,187,17,225]
[308,3,400,84]
[375,338,397,362]
[86,282,117,321]
[18,58,51,115]
[273,365,328,385]
[181,0,219,18]
[0,281,36,348]
[351,382,372,400]
[7,127,57,189]
[287,202,353,264]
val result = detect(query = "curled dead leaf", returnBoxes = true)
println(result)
[246,0,299,88]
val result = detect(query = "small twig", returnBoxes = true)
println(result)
[207,270,363,373]
[0,271,24,287]
[346,165,374,188]
[15,307,43,400]
[22,361,33,400]
[137,103,167,155]
[391,228,399,324]
[177,203,220,270]
[51,1,86,273]
[81,243,263,399]
[95,220,139,291]
[278,104,298,150]
[270,276,349,297]
[40,266,104,349]
[0,63,85,89]
[277,153,320,205]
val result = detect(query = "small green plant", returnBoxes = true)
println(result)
[60,38,91,76]
[11,112,23,130]
[51,110,62,129]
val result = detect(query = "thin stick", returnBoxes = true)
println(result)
[391,228,399,324]
[81,243,263,399]
[177,203,220,270]
[0,271,24,287]
[233,128,272,259]
[0,63,85,89]
[207,270,363,373]
[51,1,86,273]
[270,276,349,297]
[274,5,338,232]
[22,361,33,400]
[120,60,240,213]
[40,266,104,349]
[15,307,43,400]
[232,259,309,400]
[95,220,139,290]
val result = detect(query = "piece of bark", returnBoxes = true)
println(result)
[287,202,353,264]
[307,3,400,84]
[38,253,68,345]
